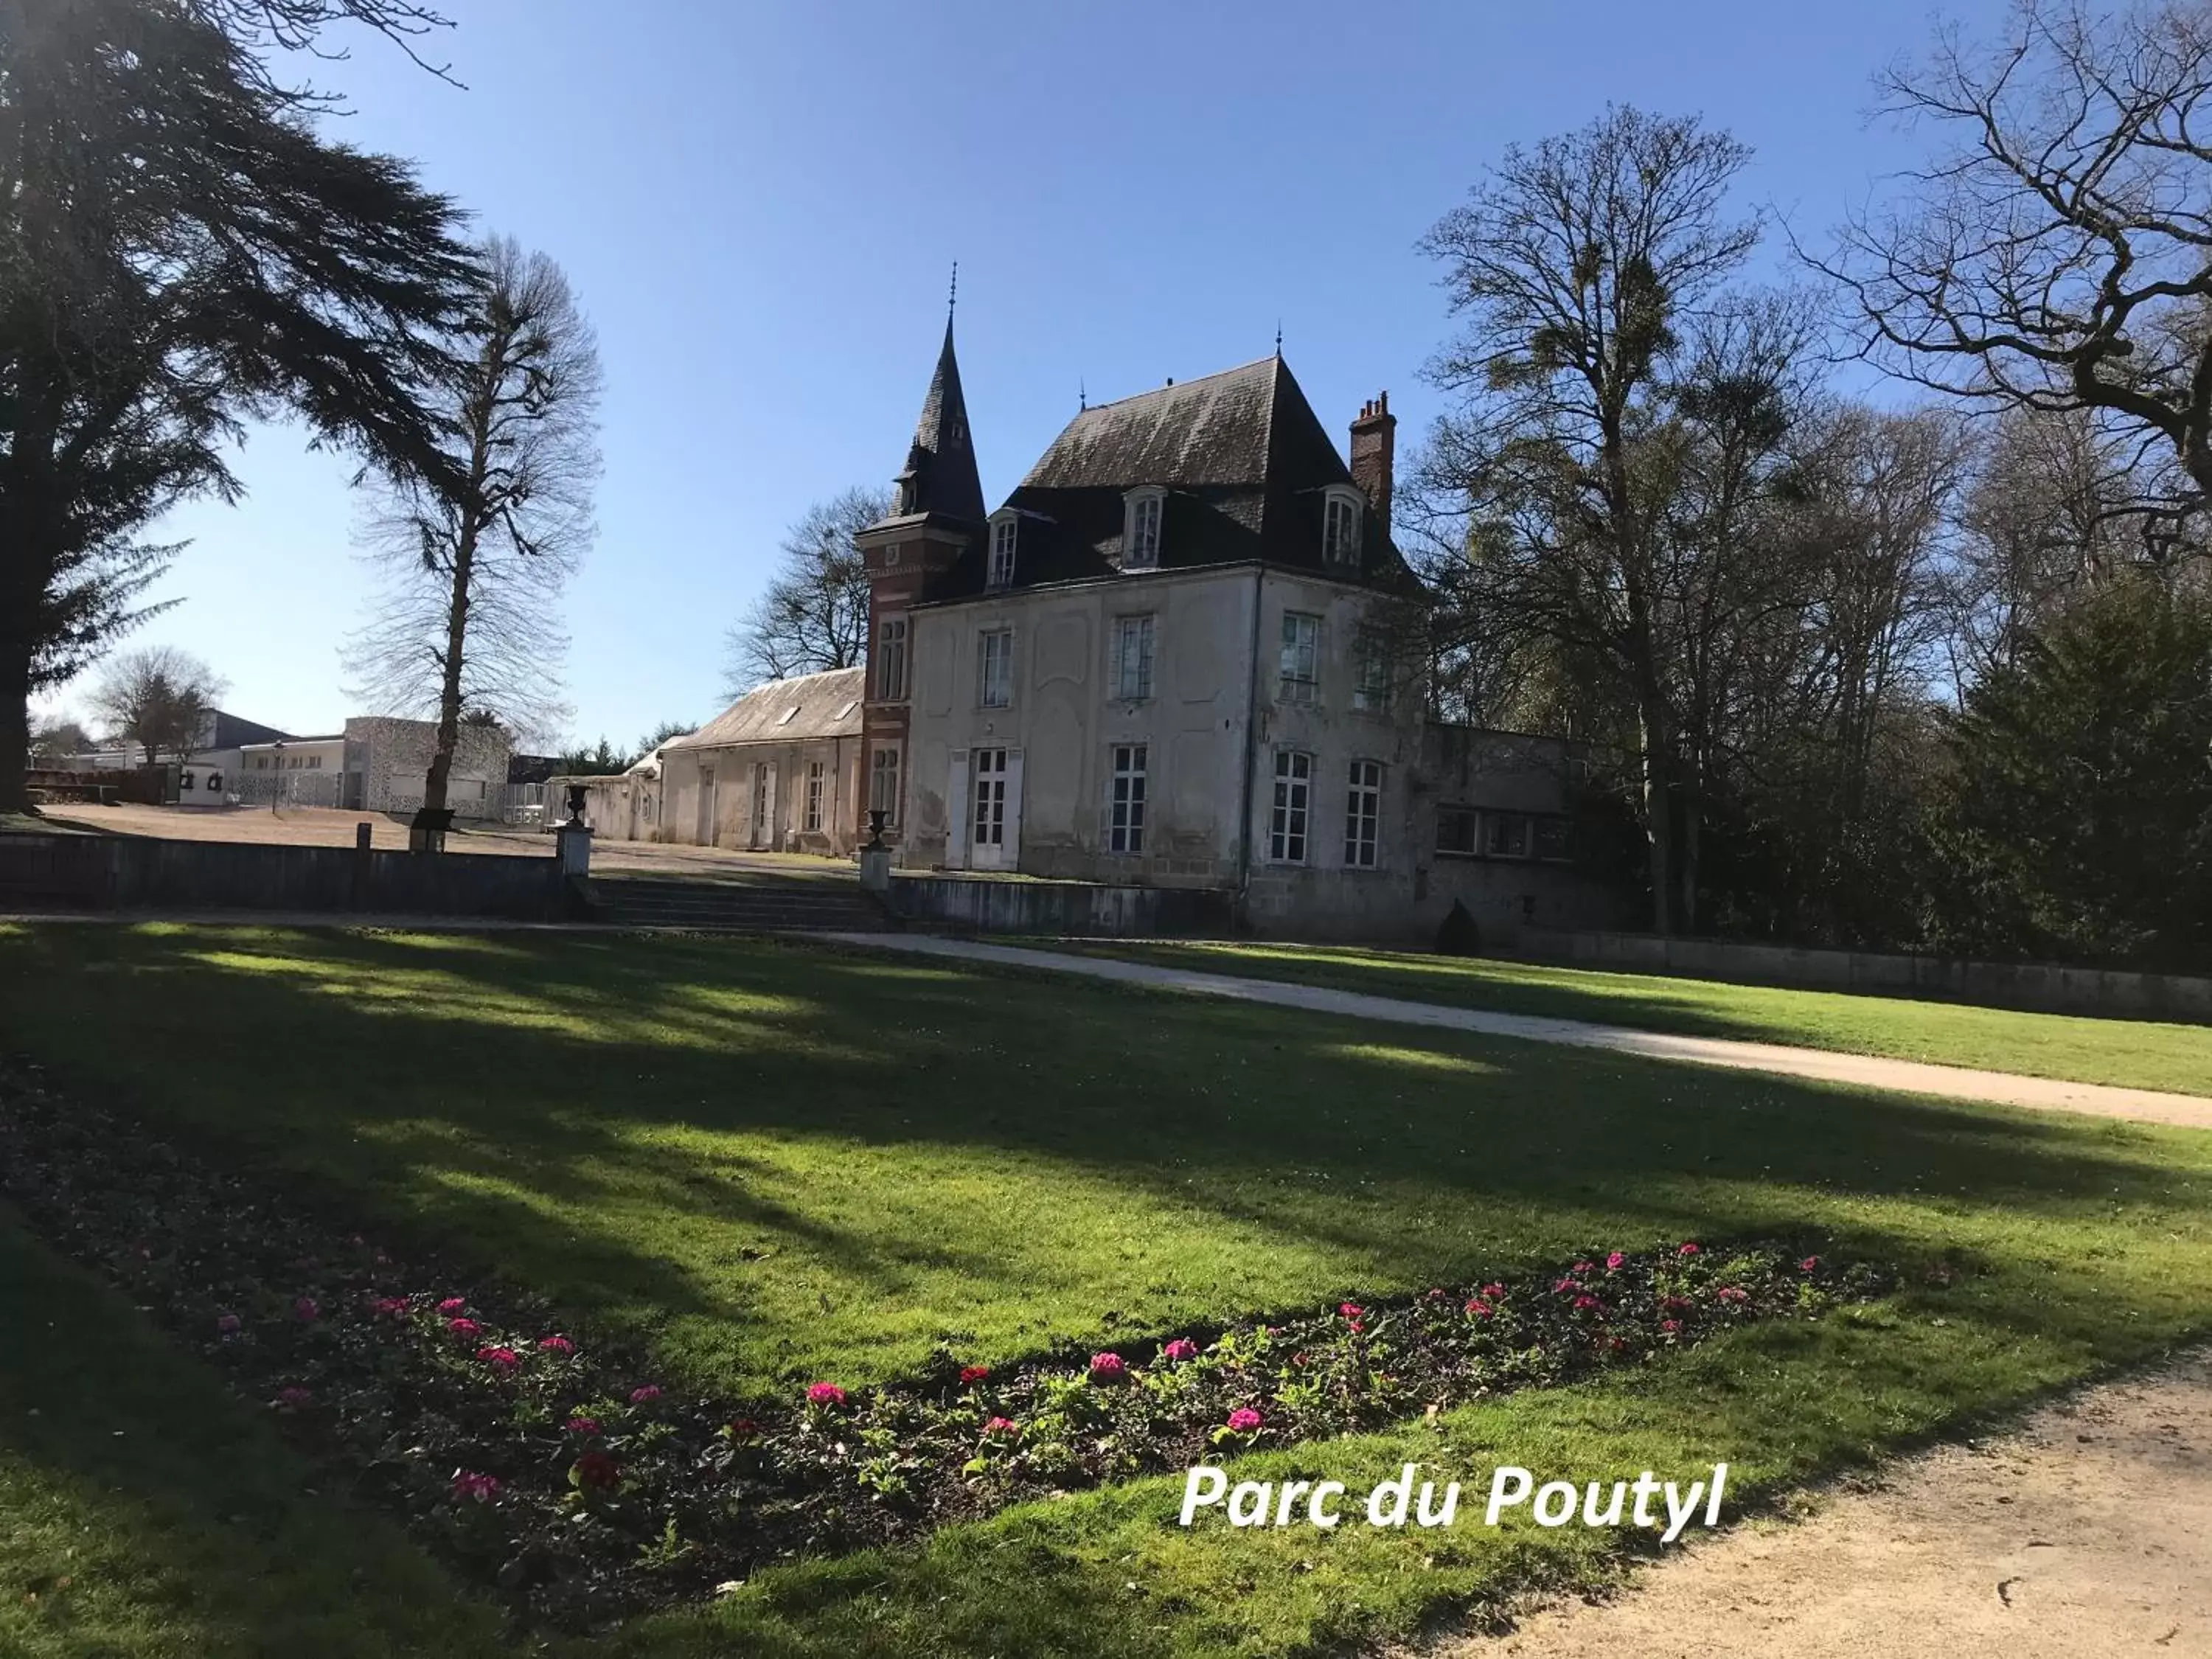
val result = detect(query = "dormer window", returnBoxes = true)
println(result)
[1122,487,1165,570]
[1323,487,1363,566]
[987,511,1018,588]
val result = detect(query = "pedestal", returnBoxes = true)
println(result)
[555,823,593,876]
[858,846,891,892]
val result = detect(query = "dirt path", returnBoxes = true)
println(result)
[1418,1349,2212,1659]
[819,934,2212,1127]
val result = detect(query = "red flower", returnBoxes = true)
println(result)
[565,1416,601,1436]
[571,1450,620,1492]
[1799,1256,1820,1272]
[1572,1294,1602,1312]
[728,1417,759,1438]
[476,1345,521,1372]
[1225,1408,1263,1433]
[446,1317,481,1338]
[959,1365,990,1385]
[538,1335,575,1355]
[1338,1302,1364,1321]
[1716,1286,1750,1304]
[628,1385,662,1405]
[1088,1352,1127,1383]
[1660,1318,1682,1334]
[806,1382,847,1407]
[369,1296,408,1318]
[1480,1283,1505,1301]
[1161,1338,1199,1362]
[1553,1276,1579,1294]
[1663,1295,1694,1313]
[1464,1298,1492,1318]
[1677,1242,1701,1257]
[1605,1251,1626,1270]
[983,1416,1018,1436]
[1571,1260,1596,1275]
[437,1297,467,1315]
[451,1470,501,1503]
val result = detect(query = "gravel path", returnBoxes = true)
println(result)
[1411,1349,2212,1659]
[819,933,2212,1127]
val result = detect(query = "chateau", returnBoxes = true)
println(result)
[615,318,1622,941]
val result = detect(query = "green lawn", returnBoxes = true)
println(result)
[1,921,2211,1657]
[1037,938,2212,1096]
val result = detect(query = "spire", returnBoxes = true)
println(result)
[891,304,987,525]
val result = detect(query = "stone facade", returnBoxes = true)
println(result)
[340,717,513,818]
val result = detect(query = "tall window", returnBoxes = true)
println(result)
[978,628,1014,708]
[1485,812,1531,858]
[988,515,1018,588]
[1324,489,1363,565]
[1344,759,1382,868]
[1279,612,1320,704]
[1124,489,1163,568]
[804,759,825,831]
[875,616,908,700]
[1108,742,1147,854]
[1269,749,1312,863]
[1113,614,1155,700]
[1353,628,1391,712]
[868,745,900,824]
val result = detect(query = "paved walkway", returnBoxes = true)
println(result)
[1414,1347,2212,1659]
[820,933,2212,1129]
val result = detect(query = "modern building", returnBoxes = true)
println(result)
[847,319,1627,942]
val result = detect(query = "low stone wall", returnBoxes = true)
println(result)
[1516,927,2212,1022]
[0,832,584,922]
[886,874,1234,938]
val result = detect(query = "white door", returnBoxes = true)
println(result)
[696,767,717,846]
[970,747,1023,870]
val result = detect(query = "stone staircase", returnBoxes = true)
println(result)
[584,874,896,933]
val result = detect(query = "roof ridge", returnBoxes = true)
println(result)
[1078,353,1281,414]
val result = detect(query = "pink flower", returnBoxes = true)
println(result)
[1660,1318,1682,1334]
[476,1345,521,1371]
[1464,1298,1492,1318]
[805,1382,846,1407]
[1480,1283,1505,1301]
[1553,1276,1579,1294]
[628,1385,661,1405]
[959,1364,990,1385]
[1800,1256,1820,1272]
[1677,1242,1701,1257]
[1605,1251,1626,1270]
[1571,1260,1595,1276]
[445,1317,480,1337]
[369,1296,408,1318]
[1225,1408,1263,1433]
[1338,1302,1364,1321]
[438,1297,467,1314]
[293,1296,319,1322]
[1572,1294,1602,1312]
[1161,1338,1199,1362]
[565,1416,601,1436]
[1663,1295,1694,1313]
[983,1415,1018,1436]
[215,1312,242,1335]
[1088,1352,1127,1383]
[1716,1286,1750,1304]
[451,1471,501,1503]
[537,1335,575,1354]
[275,1386,313,1408]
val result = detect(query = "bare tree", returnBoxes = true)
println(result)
[1818,0,2212,551]
[27,714,93,764]
[86,646,226,764]
[1417,105,1763,931]
[723,487,892,694]
[344,236,602,819]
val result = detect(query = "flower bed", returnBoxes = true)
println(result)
[0,1057,1905,1629]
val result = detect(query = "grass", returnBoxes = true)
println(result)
[1035,937,2212,1097]
[0,921,2210,1656]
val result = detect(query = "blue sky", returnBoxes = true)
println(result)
[42,0,2011,748]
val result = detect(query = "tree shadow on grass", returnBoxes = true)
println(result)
[2,925,2209,1394]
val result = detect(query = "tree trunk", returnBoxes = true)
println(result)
[0,625,33,817]
[422,348,498,822]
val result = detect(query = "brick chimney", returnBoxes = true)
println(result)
[1349,391,1397,540]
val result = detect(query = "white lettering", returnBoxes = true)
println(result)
[1532,1481,1579,1526]
[1227,1481,1273,1528]
[1706,1462,1728,1526]
[1367,1463,1417,1527]
[1630,1471,1663,1528]
[1275,1480,1312,1526]
[1308,1481,1346,1527]
[1582,1479,1627,1526]
[1660,1480,1706,1544]
[1414,1481,1461,1528]
[1180,1466,1227,1526]
[1485,1465,1533,1525]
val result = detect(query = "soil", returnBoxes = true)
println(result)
[1418,1348,2212,1659]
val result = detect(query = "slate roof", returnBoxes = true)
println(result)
[661,667,866,753]
[893,319,987,526]
[924,355,1419,601]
